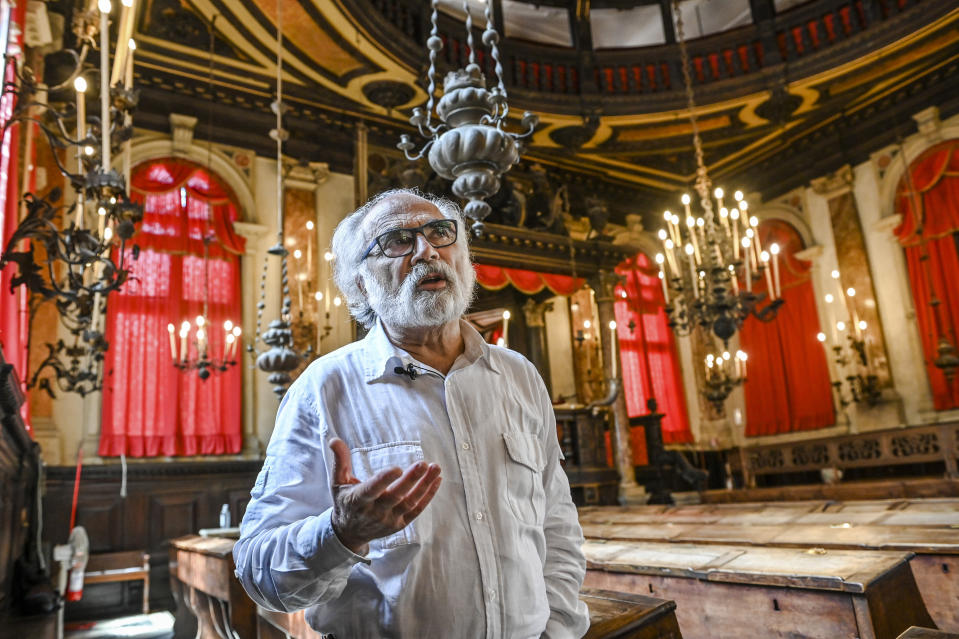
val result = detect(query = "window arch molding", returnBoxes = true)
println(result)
[126,139,256,223]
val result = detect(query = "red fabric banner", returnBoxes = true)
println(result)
[100,160,243,457]
[741,220,835,436]
[894,139,959,409]
[474,263,584,296]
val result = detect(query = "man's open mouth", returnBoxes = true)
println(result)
[417,273,448,288]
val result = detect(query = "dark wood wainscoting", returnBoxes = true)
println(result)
[42,460,260,620]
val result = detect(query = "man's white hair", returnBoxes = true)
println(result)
[331,188,469,328]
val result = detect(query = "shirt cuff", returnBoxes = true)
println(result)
[303,508,372,569]
[542,616,580,639]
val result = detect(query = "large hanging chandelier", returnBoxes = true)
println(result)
[397,0,538,236]
[654,0,783,348]
[0,0,142,396]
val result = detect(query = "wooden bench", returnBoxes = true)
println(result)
[171,535,683,639]
[257,588,683,639]
[898,628,959,638]
[82,550,151,614]
[584,539,935,639]
[700,478,959,504]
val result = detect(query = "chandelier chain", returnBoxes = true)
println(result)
[483,0,507,120]
[424,0,440,132]
[463,0,475,66]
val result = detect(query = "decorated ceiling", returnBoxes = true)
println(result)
[123,0,959,228]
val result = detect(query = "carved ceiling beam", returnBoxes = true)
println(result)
[470,223,632,276]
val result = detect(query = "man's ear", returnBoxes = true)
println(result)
[356,274,366,296]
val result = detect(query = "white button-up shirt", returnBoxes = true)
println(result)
[234,320,589,639]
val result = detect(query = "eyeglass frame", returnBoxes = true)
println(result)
[361,218,460,260]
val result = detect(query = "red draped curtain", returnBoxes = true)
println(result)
[0,0,29,429]
[100,159,245,457]
[474,263,584,296]
[893,139,959,409]
[741,219,835,436]
[614,253,693,462]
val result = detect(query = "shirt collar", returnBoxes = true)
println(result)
[361,318,501,383]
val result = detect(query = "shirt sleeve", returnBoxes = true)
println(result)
[233,384,369,613]
[534,371,590,639]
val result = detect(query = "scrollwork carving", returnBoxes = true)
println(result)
[749,449,784,471]
[791,444,829,467]
[838,439,882,462]
[890,433,940,457]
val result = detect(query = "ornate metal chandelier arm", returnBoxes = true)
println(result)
[398,137,434,162]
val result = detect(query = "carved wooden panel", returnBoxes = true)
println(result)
[736,423,959,482]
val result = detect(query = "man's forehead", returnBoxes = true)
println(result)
[365,195,444,236]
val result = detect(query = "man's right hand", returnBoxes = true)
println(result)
[328,438,442,554]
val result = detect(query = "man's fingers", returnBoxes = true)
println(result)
[329,438,358,486]
[394,465,441,513]
[400,474,443,525]
[380,462,430,505]
[356,465,404,501]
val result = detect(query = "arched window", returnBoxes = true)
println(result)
[614,252,693,462]
[894,139,959,410]
[99,159,245,457]
[740,219,834,436]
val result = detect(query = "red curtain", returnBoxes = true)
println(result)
[613,253,693,464]
[0,0,29,430]
[474,263,584,296]
[100,159,244,457]
[741,219,835,436]
[894,139,959,409]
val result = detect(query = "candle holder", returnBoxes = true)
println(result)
[0,13,143,397]
[822,333,881,408]
[702,348,747,411]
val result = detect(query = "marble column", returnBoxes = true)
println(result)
[523,299,554,397]
[589,270,647,504]
[234,221,269,457]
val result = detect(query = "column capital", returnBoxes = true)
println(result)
[810,164,853,199]
[522,299,554,327]
[285,161,331,192]
[588,269,624,302]
[233,221,269,255]
[793,244,824,262]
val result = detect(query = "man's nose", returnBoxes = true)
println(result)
[409,232,438,264]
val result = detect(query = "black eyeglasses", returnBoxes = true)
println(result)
[361,219,459,260]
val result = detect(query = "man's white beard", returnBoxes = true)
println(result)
[364,254,476,330]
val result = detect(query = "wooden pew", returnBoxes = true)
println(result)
[258,588,683,638]
[898,628,959,639]
[171,535,685,638]
[580,520,959,631]
[584,539,935,639]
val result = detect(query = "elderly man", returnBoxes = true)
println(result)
[234,189,589,638]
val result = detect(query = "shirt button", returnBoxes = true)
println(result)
[461,442,471,450]
[488,589,497,601]
[474,512,484,521]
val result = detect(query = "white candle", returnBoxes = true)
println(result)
[502,310,510,347]
[74,77,87,228]
[750,216,763,255]
[685,244,698,298]
[742,238,751,292]
[124,39,135,89]
[110,0,135,87]
[179,321,189,362]
[608,320,618,379]
[770,243,781,299]
[664,239,679,274]
[659,270,669,304]
[306,220,314,274]
[99,0,112,172]
[761,251,774,295]
[729,265,739,295]
[731,209,740,258]
[225,333,234,361]
[686,216,701,265]
[167,323,176,360]
[714,187,724,213]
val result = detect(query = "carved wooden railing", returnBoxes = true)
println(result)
[350,0,943,110]
[731,422,959,488]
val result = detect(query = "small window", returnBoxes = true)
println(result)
[774,0,815,12]
[672,0,752,39]
[502,0,572,47]
[591,6,667,49]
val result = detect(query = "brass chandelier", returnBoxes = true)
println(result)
[655,0,783,349]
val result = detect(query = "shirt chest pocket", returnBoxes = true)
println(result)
[350,441,426,549]
[502,432,547,525]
